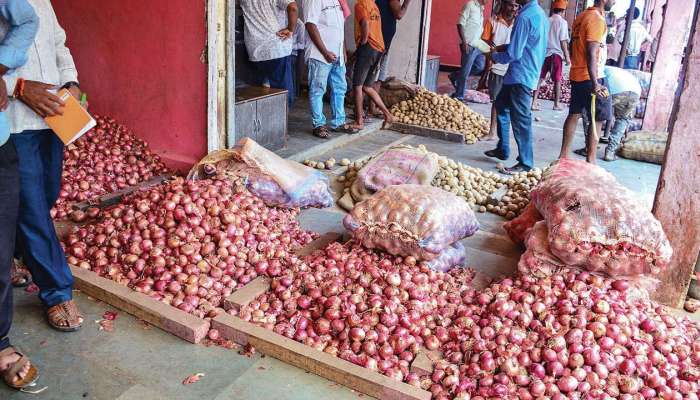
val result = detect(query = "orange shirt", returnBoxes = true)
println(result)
[354,0,385,52]
[570,7,607,82]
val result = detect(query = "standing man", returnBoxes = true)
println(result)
[0,0,40,390]
[351,0,394,130]
[532,1,571,111]
[481,0,518,141]
[484,0,548,174]
[559,0,615,164]
[617,7,651,70]
[450,0,485,102]
[304,0,357,138]
[241,0,298,107]
[4,0,86,332]
[375,0,412,83]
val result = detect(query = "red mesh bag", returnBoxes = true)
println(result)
[503,202,543,245]
[530,159,672,277]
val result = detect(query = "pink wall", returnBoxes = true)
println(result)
[429,0,493,67]
[52,0,209,171]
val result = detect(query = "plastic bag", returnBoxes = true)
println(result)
[464,90,491,104]
[619,130,667,165]
[188,138,333,209]
[425,242,468,272]
[344,184,479,261]
[530,158,672,277]
[503,202,543,245]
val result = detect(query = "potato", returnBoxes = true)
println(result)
[340,158,351,166]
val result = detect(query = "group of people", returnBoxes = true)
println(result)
[454,0,645,173]
[240,0,412,138]
[1,0,85,390]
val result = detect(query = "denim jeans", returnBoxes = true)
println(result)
[308,58,347,129]
[11,130,73,307]
[606,91,640,153]
[450,45,481,100]
[623,55,639,70]
[0,140,19,351]
[495,84,535,170]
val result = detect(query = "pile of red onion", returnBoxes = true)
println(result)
[537,79,571,104]
[233,241,477,384]
[53,115,170,220]
[63,177,317,318]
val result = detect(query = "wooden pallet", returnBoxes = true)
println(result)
[388,122,466,143]
[72,174,172,211]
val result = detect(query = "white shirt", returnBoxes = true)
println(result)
[486,17,513,76]
[546,14,570,58]
[604,66,642,96]
[458,1,484,46]
[241,0,294,62]
[303,0,345,64]
[620,20,652,56]
[0,0,78,134]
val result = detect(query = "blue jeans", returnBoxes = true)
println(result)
[308,58,347,129]
[11,130,73,307]
[450,45,481,100]
[623,55,639,70]
[495,84,535,170]
[253,56,295,107]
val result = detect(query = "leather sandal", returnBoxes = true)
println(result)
[11,260,32,288]
[0,347,38,390]
[47,300,84,332]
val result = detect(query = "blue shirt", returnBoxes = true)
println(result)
[492,0,548,91]
[604,66,642,96]
[0,0,39,146]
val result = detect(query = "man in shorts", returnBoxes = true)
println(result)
[481,0,518,140]
[351,0,393,130]
[558,0,615,164]
[532,1,570,111]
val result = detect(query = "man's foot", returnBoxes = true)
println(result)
[47,300,84,332]
[498,163,531,175]
[381,115,396,130]
[449,74,457,91]
[531,101,542,111]
[0,347,38,389]
[312,126,330,139]
[573,148,588,157]
[484,149,508,160]
[11,260,32,288]
[330,124,360,134]
[604,149,617,162]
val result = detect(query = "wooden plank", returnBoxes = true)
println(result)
[223,277,271,312]
[410,350,442,376]
[226,0,236,148]
[651,13,700,307]
[388,122,466,143]
[70,266,210,343]
[207,0,220,152]
[295,232,343,257]
[212,314,431,400]
[72,175,170,211]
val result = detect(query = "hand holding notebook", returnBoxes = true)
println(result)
[44,89,96,145]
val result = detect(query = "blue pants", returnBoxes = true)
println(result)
[11,130,73,308]
[308,58,347,129]
[253,56,295,107]
[495,84,535,170]
[623,55,639,70]
[0,141,20,351]
[449,45,481,100]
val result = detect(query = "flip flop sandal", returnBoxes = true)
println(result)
[312,126,330,139]
[0,347,39,390]
[331,125,359,134]
[11,261,32,288]
[47,300,84,332]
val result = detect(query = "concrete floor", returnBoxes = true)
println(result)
[3,83,668,399]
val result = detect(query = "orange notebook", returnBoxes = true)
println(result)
[44,89,96,145]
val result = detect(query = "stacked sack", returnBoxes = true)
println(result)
[506,159,672,292]
[344,185,479,272]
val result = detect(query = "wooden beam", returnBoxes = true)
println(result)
[617,0,637,68]
[71,266,210,343]
[226,0,237,148]
[642,0,696,131]
[207,0,220,152]
[651,10,700,307]
[223,277,271,312]
[294,232,343,257]
[212,314,431,400]
[388,122,466,143]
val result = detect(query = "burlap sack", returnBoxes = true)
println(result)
[378,78,421,109]
[188,138,333,209]
[619,130,667,165]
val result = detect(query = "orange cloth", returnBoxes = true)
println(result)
[354,0,385,52]
[552,0,568,10]
[570,7,607,82]
[481,15,514,42]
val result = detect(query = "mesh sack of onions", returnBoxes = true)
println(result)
[53,114,170,219]
[530,158,672,277]
[63,176,317,317]
[188,138,333,209]
[344,184,479,261]
[503,202,543,245]
[425,242,468,273]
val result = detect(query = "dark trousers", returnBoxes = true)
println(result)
[253,55,295,107]
[495,84,535,170]
[11,130,73,308]
[0,140,20,351]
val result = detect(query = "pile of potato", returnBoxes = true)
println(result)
[337,145,543,219]
[390,90,489,143]
[302,158,351,170]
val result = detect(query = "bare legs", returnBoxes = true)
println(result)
[352,86,394,130]
[560,113,602,164]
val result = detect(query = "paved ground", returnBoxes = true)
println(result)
[2,83,674,400]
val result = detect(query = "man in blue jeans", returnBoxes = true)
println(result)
[0,0,40,389]
[304,0,357,138]
[484,0,548,173]
[449,0,485,101]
